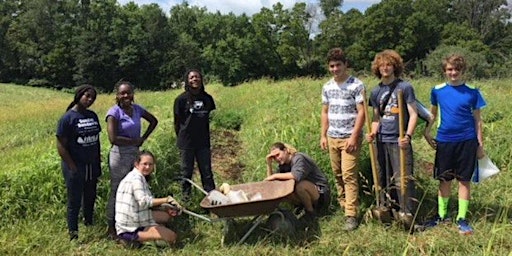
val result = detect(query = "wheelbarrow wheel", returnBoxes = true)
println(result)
[221,219,237,246]
[266,209,299,238]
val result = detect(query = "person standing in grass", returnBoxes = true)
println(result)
[367,50,418,226]
[422,54,486,235]
[116,150,181,247]
[265,142,331,220]
[56,84,101,241]
[174,69,216,200]
[320,47,365,231]
[105,80,159,240]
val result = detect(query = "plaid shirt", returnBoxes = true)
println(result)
[115,169,156,234]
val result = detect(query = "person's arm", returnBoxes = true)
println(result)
[320,104,329,150]
[56,136,77,172]
[173,98,181,136]
[266,153,275,177]
[473,109,484,158]
[139,110,158,145]
[367,107,380,143]
[423,106,438,149]
[399,102,418,148]
[265,172,294,181]
[347,102,365,152]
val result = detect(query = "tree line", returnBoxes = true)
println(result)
[0,0,510,90]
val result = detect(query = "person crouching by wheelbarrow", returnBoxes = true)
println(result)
[265,142,331,222]
[115,150,183,247]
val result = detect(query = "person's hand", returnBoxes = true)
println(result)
[266,149,280,164]
[320,136,328,150]
[477,145,485,159]
[134,137,145,147]
[345,137,358,153]
[366,132,375,143]
[398,134,411,149]
[167,196,182,212]
[423,133,437,149]
[265,174,276,181]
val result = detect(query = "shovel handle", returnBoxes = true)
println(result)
[397,90,407,207]
[362,89,381,205]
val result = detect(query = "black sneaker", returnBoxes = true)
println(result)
[69,231,78,241]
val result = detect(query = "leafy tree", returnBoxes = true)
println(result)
[424,44,489,79]
[319,0,343,18]
[73,0,119,90]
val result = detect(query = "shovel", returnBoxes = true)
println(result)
[397,90,413,228]
[363,90,391,223]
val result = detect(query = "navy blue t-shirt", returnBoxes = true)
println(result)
[56,109,101,164]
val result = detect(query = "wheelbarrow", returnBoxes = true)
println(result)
[179,178,296,245]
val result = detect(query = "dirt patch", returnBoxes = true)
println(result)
[210,129,245,182]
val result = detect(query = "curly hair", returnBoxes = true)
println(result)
[371,49,404,79]
[442,54,466,73]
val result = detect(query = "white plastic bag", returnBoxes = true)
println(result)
[473,155,500,183]
[207,190,231,205]
[226,190,249,203]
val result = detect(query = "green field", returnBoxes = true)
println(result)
[0,78,511,255]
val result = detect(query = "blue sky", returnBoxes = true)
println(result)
[117,0,381,15]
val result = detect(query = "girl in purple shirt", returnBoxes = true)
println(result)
[105,80,158,240]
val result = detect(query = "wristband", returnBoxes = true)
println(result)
[405,134,412,140]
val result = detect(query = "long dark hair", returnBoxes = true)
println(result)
[66,84,96,111]
[183,69,205,93]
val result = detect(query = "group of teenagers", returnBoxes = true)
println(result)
[56,47,486,247]
[56,69,216,245]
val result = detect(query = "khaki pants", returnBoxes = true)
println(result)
[327,137,361,217]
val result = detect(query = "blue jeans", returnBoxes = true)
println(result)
[180,147,215,196]
[62,162,100,232]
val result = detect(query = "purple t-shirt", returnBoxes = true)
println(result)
[106,104,146,139]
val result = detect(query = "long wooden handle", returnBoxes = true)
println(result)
[397,90,407,208]
[362,89,380,205]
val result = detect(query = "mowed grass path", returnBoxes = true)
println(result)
[0,78,511,255]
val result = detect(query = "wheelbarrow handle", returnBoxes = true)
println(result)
[180,178,209,195]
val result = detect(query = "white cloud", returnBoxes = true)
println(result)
[117,0,381,15]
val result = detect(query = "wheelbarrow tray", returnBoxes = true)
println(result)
[200,179,295,218]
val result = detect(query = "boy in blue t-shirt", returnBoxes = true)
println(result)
[423,54,486,235]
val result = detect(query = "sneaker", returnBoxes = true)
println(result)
[69,231,78,241]
[457,219,474,235]
[106,226,119,241]
[425,215,451,228]
[344,216,359,231]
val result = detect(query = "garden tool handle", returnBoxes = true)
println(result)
[397,90,407,207]
[362,89,381,204]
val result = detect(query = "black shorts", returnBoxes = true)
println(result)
[434,139,478,182]
[315,185,331,214]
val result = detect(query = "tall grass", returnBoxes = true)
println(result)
[0,78,511,255]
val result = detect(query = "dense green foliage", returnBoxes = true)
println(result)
[1,77,511,255]
[0,0,511,88]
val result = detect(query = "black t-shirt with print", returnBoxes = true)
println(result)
[173,91,216,149]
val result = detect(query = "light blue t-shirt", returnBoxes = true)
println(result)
[106,104,146,139]
[431,83,486,142]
